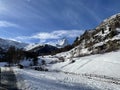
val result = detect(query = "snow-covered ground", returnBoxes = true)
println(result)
[50,51,120,79]
[11,50,120,90]
[13,68,120,90]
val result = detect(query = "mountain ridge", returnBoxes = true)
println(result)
[64,13,120,58]
[0,38,28,50]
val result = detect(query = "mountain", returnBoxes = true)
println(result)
[25,14,120,57]
[28,44,58,55]
[0,38,28,50]
[1,13,120,58]
[25,38,69,51]
[64,13,120,58]
[56,38,69,48]
[25,43,43,51]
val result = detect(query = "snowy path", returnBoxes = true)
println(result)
[0,67,18,90]
[13,68,120,90]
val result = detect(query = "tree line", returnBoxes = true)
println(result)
[0,46,39,66]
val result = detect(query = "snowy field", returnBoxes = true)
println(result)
[12,50,120,90]
[50,51,120,79]
[1,50,120,90]
[13,68,120,90]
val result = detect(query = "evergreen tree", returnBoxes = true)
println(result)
[6,46,16,65]
[5,46,24,66]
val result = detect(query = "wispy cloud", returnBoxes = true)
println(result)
[0,21,18,28]
[32,30,83,39]
[16,30,84,43]
[8,38,22,43]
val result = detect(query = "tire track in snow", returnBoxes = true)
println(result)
[61,71,120,85]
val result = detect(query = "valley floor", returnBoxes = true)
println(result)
[13,67,120,90]
[1,51,120,90]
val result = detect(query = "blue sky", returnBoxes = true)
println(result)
[0,0,120,44]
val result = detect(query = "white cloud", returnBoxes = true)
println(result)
[0,21,18,27]
[16,30,84,44]
[32,30,83,40]
[8,38,22,43]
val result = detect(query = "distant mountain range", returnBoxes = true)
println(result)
[0,38,28,50]
[0,37,69,56]
[24,38,69,55]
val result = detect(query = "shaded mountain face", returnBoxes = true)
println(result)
[28,44,58,55]
[70,13,120,57]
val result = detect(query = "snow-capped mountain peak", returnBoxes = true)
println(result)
[56,38,69,48]
[103,13,120,23]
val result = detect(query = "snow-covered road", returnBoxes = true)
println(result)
[13,68,120,90]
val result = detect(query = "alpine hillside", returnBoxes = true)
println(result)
[67,13,120,58]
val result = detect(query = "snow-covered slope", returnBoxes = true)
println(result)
[12,49,120,90]
[25,43,43,51]
[40,50,120,80]
[97,13,120,29]
[65,13,120,58]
